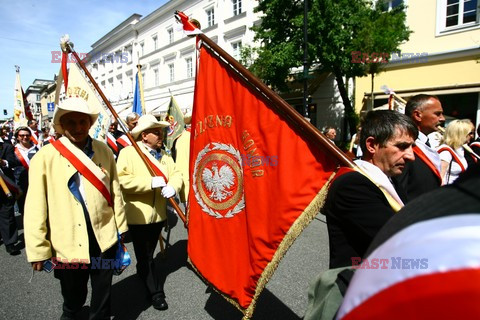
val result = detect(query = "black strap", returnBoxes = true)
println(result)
[335,268,355,296]
[446,159,453,183]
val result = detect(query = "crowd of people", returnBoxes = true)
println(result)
[307,94,480,319]
[1,93,479,319]
[0,97,192,319]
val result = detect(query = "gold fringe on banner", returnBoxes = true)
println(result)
[188,170,337,319]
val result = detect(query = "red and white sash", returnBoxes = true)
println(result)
[470,141,480,149]
[51,137,113,207]
[29,128,39,145]
[116,134,131,148]
[14,147,29,170]
[140,144,168,181]
[413,146,442,183]
[437,145,466,172]
[106,132,119,153]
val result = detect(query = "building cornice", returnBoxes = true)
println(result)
[384,46,480,69]
[91,14,142,50]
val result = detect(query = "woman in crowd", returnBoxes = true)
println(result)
[437,119,476,185]
[13,126,38,214]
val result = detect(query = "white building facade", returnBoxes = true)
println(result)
[85,0,262,118]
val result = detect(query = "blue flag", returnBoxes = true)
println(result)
[132,72,143,115]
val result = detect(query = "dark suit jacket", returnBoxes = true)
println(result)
[0,141,21,199]
[324,171,404,268]
[470,138,480,155]
[0,142,20,179]
[393,155,441,203]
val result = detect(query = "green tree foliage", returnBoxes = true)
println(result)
[251,0,410,136]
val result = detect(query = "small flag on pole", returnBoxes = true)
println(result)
[133,66,146,115]
[13,66,25,125]
[165,95,185,150]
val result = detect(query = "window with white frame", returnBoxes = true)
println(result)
[444,0,478,28]
[233,0,242,16]
[154,68,159,87]
[186,57,193,78]
[206,7,215,27]
[168,63,175,82]
[167,28,174,44]
[152,35,158,51]
[231,41,242,60]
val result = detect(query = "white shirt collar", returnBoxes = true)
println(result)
[141,142,155,152]
[418,131,428,144]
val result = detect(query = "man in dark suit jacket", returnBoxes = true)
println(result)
[0,137,21,255]
[324,110,417,268]
[337,164,480,319]
[394,94,445,202]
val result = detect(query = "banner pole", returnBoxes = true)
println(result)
[0,174,13,199]
[196,33,354,168]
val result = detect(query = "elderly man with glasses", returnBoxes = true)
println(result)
[116,114,182,311]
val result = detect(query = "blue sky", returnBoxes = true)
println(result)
[0,0,168,119]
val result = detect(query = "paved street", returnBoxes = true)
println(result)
[0,212,329,320]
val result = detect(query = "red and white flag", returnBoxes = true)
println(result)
[174,11,202,36]
[338,214,480,320]
[187,40,338,318]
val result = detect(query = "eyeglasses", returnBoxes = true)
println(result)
[18,134,31,138]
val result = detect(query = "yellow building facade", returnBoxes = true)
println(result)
[355,0,480,123]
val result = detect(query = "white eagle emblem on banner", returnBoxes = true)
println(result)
[202,164,235,201]
[193,143,245,219]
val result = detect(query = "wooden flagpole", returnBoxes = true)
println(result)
[0,174,13,199]
[61,41,187,226]
[196,33,354,168]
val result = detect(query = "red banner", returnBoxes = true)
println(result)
[21,88,34,121]
[187,45,337,317]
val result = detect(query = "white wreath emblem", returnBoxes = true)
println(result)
[193,143,245,219]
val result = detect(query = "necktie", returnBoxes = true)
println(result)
[150,150,161,160]
[425,139,431,147]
